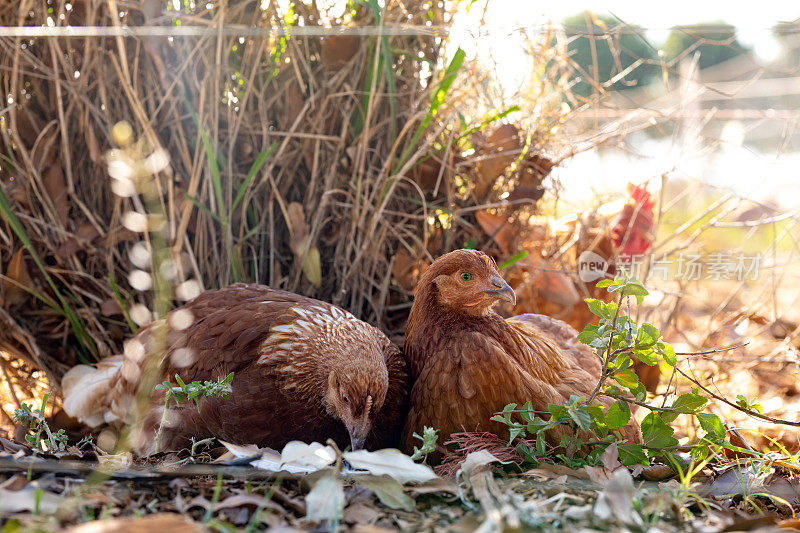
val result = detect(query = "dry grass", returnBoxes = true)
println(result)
[0,0,575,406]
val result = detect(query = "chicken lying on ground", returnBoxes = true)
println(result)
[63,284,408,455]
[402,249,641,453]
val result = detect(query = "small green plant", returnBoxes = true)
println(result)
[492,275,732,469]
[153,372,234,452]
[410,426,439,463]
[14,392,93,453]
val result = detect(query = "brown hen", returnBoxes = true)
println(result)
[63,284,408,454]
[402,250,641,453]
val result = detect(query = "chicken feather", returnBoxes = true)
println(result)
[402,249,641,453]
[63,284,408,454]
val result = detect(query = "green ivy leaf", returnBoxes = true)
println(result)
[548,404,569,421]
[590,337,610,349]
[671,391,708,414]
[577,327,599,345]
[621,280,649,304]
[612,369,640,390]
[617,442,650,466]
[518,401,535,424]
[526,417,552,435]
[641,412,679,449]
[585,298,609,319]
[517,442,540,467]
[636,323,659,345]
[697,413,726,443]
[596,279,614,288]
[605,400,631,429]
[690,443,711,462]
[568,405,593,431]
[658,341,677,366]
[632,348,658,366]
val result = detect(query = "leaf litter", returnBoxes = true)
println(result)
[2,435,800,531]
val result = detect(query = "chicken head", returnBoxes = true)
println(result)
[425,249,516,316]
[325,362,388,450]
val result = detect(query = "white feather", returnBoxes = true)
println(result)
[62,355,125,428]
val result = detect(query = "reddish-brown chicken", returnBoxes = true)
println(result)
[63,284,408,454]
[402,250,641,452]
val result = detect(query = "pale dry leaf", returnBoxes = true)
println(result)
[343,449,437,484]
[356,475,415,511]
[286,202,321,287]
[593,468,643,527]
[459,449,508,478]
[525,462,591,481]
[63,512,205,533]
[305,469,345,524]
[342,501,382,525]
[281,441,336,470]
[0,486,62,514]
[600,441,622,471]
[218,440,317,475]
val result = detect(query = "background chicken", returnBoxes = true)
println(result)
[492,182,660,392]
[401,249,641,454]
[62,284,408,454]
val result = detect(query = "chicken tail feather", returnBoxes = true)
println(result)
[62,355,126,428]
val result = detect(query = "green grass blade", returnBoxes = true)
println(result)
[108,274,137,333]
[394,48,466,174]
[232,142,276,213]
[183,192,221,223]
[499,251,530,270]
[0,185,97,360]
[455,105,521,142]
[201,131,224,223]
[0,273,59,310]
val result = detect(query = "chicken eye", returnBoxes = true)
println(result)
[460,272,473,281]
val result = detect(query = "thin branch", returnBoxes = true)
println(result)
[673,366,800,428]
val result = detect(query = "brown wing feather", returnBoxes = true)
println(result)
[403,320,641,453]
[507,313,601,378]
[87,283,410,454]
[368,343,409,449]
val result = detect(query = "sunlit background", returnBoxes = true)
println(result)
[445,2,800,211]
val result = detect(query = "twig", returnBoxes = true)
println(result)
[673,365,800,428]
[674,343,749,356]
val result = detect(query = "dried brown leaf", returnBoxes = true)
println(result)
[321,36,360,68]
[3,248,33,306]
[43,161,69,226]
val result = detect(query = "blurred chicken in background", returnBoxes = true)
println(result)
[483,182,660,392]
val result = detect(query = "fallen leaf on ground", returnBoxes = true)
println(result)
[593,468,643,527]
[2,248,33,306]
[525,462,591,481]
[305,468,345,524]
[343,448,437,484]
[343,501,382,524]
[64,513,206,533]
[281,441,336,469]
[356,474,415,511]
[0,486,62,514]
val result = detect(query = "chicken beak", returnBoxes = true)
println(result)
[483,275,516,305]
[348,425,367,451]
